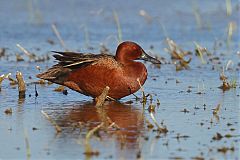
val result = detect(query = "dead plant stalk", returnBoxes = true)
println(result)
[95,86,110,107]
[16,71,26,98]
[16,44,32,58]
[51,24,67,50]
[84,122,104,155]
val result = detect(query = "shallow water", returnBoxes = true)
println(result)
[0,0,240,159]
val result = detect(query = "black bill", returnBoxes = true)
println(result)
[138,50,161,64]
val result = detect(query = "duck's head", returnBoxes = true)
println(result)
[115,41,161,64]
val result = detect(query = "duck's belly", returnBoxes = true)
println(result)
[67,63,147,99]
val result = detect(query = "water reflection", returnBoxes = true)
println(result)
[52,101,144,155]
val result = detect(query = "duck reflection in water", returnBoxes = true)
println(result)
[55,101,144,152]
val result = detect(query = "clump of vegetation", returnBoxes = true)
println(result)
[212,104,221,115]
[136,78,167,133]
[194,42,211,64]
[165,38,191,71]
[212,132,223,141]
[4,108,13,115]
[217,146,235,154]
[136,78,149,107]
[218,71,237,91]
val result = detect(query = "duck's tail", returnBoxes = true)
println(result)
[36,66,71,84]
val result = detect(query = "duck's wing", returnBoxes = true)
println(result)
[52,51,113,68]
[37,51,114,82]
